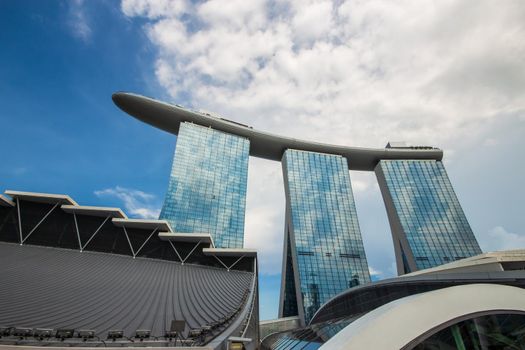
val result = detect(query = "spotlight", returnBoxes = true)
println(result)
[189,328,202,338]
[107,330,123,341]
[55,329,74,340]
[135,329,151,340]
[13,327,33,338]
[34,328,53,340]
[0,326,12,337]
[77,330,95,340]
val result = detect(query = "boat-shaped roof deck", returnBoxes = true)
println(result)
[112,92,443,171]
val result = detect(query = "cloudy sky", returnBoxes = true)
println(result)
[1,0,524,320]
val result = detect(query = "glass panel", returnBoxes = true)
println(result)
[160,122,250,248]
[379,160,482,270]
[283,150,371,324]
[413,313,525,349]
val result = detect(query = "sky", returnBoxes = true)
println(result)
[1,0,524,321]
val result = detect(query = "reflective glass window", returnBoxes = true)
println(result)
[283,150,371,323]
[159,122,249,248]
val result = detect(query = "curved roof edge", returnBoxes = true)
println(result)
[319,284,525,350]
[112,92,443,171]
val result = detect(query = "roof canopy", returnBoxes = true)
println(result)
[113,218,172,232]
[158,232,214,246]
[203,248,257,258]
[61,205,127,218]
[0,194,14,207]
[5,190,78,206]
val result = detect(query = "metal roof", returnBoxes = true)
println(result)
[0,194,14,207]
[112,92,444,171]
[405,249,525,276]
[203,248,258,258]
[0,242,253,339]
[112,218,172,231]
[61,205,127,218]
[4,190,78,206]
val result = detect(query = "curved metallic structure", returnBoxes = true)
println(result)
[112,92,443,171]
[320,284,525,350]
[260,260,525,349]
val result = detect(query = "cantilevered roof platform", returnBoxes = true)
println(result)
[112,218,172,232]
[112,92,444,171]
[203,248,258,258]
[5,190,78,206]
[158,232,214,246]
[61,205,127,218]
[0,194,14,207]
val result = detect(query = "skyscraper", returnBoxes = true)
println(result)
[279,150,371,325]
[113,92,483,323]
[375,159,482,274]
[159,122,249,248]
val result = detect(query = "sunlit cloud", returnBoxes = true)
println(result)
[120,0,525,275]
[94,186,161,219]
[67,0,92,42]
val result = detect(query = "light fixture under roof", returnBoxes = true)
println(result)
[34,328,53,339]
[107,330,123,340]
[77,330,95,339]
[135,329,151,340]
[56,329,74,340]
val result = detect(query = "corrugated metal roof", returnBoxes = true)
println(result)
[0,242,253,339]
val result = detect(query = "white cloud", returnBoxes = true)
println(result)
[120,0,525,275]
[94,186,161,219]
[244,158,285,275]
[121,0,188,19]
[68,0,92,42]
[479,226,525,252]
[368,266,382,276]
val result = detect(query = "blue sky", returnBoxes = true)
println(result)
[1,0,524,321]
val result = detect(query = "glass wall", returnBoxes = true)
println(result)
[282,149,370,324]
[414,313,525,349]
[377,160,482,271]
[160,122,249,248]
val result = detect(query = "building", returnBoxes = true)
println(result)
[261,250,525,349]
[280,149,370,325]
[0,91,509,350]
[112,91,483,324]
[159,122,249,248]
[0,190,259,349]
[376,152,482,274]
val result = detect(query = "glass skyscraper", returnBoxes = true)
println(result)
[375,160,482,274]
[279,149,371,325]
[159,122,249,248]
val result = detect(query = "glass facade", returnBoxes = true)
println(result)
[377,160,482,271]
[282,232,299,317]
[262,314,362,350]
[414,313,525,349]
[159,122,249,248]
[281,149,370,324]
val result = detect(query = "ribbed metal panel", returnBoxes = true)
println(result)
[0,242,253,339]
